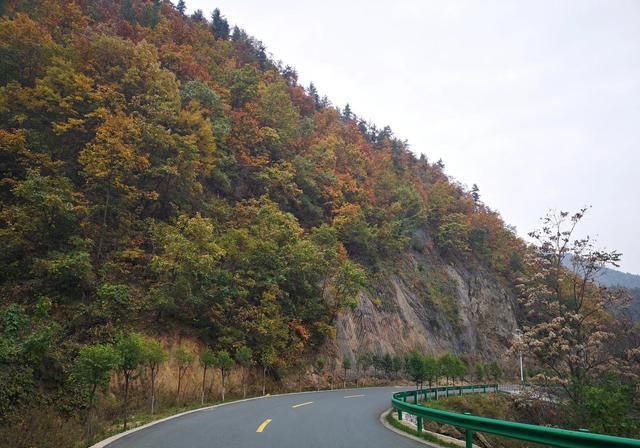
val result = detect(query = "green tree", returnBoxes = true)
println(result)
[79,113,146,258]
[175,347,193,404]
[120,0,136,24]
[230,65,260,108]
[256,79,300,155]
[74,344,119,439]
[423,354,439,387]
[452,356,468,383]
[142,338,166,414]
[199,349,216,405]
[469,227,488,256]
[436,213,470,254]
[381,353,393,378]
[332,260,367,311]
[392,355,403,378]
[328,357,337,390]
[210,9,230,40]
[487,361,502,382]
[577,380,636,436]
[471,183,480,205]
[342,356,352,389]
[115,333,145,430]
[149,214,225,321]
[438,353,456,385]
[475,362,486,382]
[314,358,325,391]
[235,346,253,398]
[259,349,275,396]
[176,0,186,14]
[406,351,425,389]
[214,350,235,401]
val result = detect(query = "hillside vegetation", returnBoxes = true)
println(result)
[0,1,526,443]
[1,1,638,447]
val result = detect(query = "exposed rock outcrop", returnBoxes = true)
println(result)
[334,247,518,360]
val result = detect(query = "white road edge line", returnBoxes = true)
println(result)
[343,394,366,398]
[291,401,313,408]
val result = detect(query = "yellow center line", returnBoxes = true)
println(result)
[256,418,272,433]
[291,401,313,409]
[343,394,366,399]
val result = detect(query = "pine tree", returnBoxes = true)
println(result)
[231,25,242,41]
[120,0,137,24]
[211,8,230,40]
[342,103,352,121]
[151,0,161,27]
[176,0,186,14]
[191,9,205,22]
[471,183,480,205]
[307,82,319,108]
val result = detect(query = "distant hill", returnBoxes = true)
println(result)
[595,267,640,289]
[562,259,640,319]
[561,256,640,289]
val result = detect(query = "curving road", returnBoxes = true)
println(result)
[105,386,424,448]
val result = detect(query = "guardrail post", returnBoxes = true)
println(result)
[417,416,423,434]
[483,385,487,393]
[459,386,462,396]
[464,412,473,448]
[414,391,418,404]
[435,388,438,400]
[446,386,449,397]
[465,429,473,448]
[397,408,402,420]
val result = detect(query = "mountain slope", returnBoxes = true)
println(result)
[0,1,523,445]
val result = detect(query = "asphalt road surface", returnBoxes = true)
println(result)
[106,386,423,448]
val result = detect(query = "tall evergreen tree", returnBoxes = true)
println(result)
[342,103,353,121]
[307,82,320,108]
[191,9,205,22]
[176,0,186,14]
[211,8,230,40]
[120,0,136,24]
[471,183,480,205]
[231,25,242,41]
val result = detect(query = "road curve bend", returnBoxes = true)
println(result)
[103,386,423,448]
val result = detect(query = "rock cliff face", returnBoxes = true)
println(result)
[334,246,518,360]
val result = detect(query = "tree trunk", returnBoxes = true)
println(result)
[201,366,207,405]
[97,185,110,259]
[343,368,347,389]
[262,366,266,396]
[123,373,129,431]
[177,369,183,404]
[84,383,97,440]
[243,368,247,398]
[150,367,156,414]
[221,372,225,401]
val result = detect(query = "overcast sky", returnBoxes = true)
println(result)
[184,0,640,274]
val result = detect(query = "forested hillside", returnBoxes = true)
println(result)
[4,1,637,446]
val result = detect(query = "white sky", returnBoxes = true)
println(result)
[183,0,640,274]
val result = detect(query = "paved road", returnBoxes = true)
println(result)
[107,386,423,448]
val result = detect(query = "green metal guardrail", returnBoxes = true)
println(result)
[391,384,640,448]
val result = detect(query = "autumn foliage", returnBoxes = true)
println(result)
[0,1,530,445]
